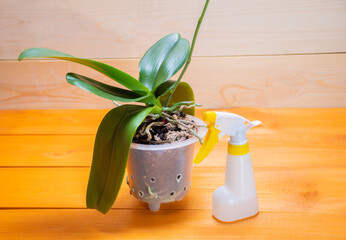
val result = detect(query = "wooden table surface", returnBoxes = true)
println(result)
[0,108,345,240]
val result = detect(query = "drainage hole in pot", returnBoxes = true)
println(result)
[139,191,144,197]
[170,191,175,196]
[184,186,187,191]
[177,174,182,182]
[130,175,134,180]
[150,177,156,183]
[131,187,135,193]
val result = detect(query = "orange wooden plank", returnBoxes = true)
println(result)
[1,108,345,135]
[0,167,345,213]
[0,209,345,240]
[0,135,94,166]
[0,109,107,135]
[0,134,345,167]
[0,108,345,239]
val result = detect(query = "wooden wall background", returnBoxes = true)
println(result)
[0,0,345,109]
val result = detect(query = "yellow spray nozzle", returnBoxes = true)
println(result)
[194,111,220,164]
[203,111,217,122]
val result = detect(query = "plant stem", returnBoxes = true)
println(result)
[164,0,210,107]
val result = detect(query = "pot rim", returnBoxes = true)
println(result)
[130,115,207,151]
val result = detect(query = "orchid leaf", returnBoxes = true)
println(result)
[139,33,179,90]
[66,73,155,104]
[153,38,190,91]
[157,80,195,116]
[86,105,153,214]
[139,34,190,91]
[18,48,150,96]
[155,80,176,97]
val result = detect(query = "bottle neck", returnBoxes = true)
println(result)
[228,142,249,155]
[229,126,247,145]
[228,136,249,154]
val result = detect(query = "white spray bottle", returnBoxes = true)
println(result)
[194,111,261,222]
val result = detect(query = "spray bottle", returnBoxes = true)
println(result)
[194,111,261,222]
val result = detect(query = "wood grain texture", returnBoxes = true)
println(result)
[1,134,345,167]
[0,167,345,213]
[1,0,346,59]
[0,108,345,239]
[1,108,345,135]
[0,109,107,134]
[0,210,345,240]
[1,54,346,109]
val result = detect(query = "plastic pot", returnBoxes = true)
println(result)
[127,115,207,211]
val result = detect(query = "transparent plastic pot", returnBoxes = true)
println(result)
[127,115,207,211]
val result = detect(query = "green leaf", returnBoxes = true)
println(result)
[157,80,195,116]
[139,34,190,91]
[66,72,156,105]
[153,39,190,91]
[139,33,179,90]
[18,48,150,96]
[86,106,129,210]
[155,80,176,98]
[86,105,153,214]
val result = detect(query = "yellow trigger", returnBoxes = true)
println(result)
[194,122,220,164]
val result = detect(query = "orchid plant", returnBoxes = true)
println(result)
[18,0,210,214]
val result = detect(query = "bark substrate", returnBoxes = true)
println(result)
[132,111,198,145]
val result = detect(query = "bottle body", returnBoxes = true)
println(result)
[212,141,258,222]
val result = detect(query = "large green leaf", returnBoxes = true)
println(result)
[139,33,190,91]
[66,73,156,105]
[18,48,150,96]
[86,106,128,210]
[157,80,195,116]
[86,105,153,214]
[153,38,190,91]
[139,33,179,89]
